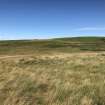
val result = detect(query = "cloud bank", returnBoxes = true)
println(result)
[76,27,105,31]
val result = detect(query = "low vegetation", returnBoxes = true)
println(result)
[0,37,105,55]
[0,37,105,105]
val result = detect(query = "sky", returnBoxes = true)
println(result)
[0,0,105,40]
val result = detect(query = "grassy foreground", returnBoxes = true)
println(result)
[0,37,105,105]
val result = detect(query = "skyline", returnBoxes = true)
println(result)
[0,0,105,40]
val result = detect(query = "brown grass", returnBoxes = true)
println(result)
[0,52,105,105]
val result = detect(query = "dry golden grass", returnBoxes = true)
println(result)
[0,52,105,105]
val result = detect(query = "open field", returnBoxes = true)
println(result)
[0,37,105,105]
[0,37,105,55]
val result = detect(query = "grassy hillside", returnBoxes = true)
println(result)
[0,37,105,55]
[0,37,105,105]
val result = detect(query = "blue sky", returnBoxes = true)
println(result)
[0,0,105,39]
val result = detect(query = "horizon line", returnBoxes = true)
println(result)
[0,35,105,41]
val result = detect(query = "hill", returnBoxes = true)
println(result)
[0,37,105,55]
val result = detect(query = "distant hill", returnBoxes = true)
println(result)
[0,37,105,55]
[53,37,105,43]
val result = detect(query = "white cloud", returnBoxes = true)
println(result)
[76,27,105,31]
[0,33,14,40]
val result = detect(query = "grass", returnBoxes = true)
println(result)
[0,37,105,55]
[0,37,105,105]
